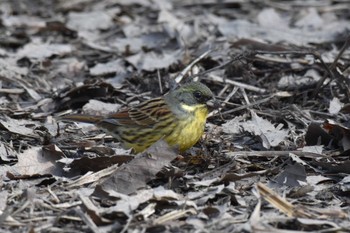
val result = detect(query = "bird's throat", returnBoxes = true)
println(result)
[180,103,205,112]
[164,103,208,152]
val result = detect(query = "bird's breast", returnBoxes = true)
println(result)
[165,104,208,152]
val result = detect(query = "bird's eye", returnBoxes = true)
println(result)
[193,91,202,99]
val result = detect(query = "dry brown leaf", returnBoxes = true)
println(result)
[97,140,177,195]
[4,146,64,178]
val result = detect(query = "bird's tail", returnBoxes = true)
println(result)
[59,114,103,124]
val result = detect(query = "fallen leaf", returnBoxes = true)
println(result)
[89,59,126,76]
[223,111,288,149]
[67,11,114,31]
[328,97,343,115]
[278,69,321,90]
[97,140,177,195]
[274,163,307,187]
[18,43,73,59]
[4,146,64,178]
[0,116,39,139]
[126,50,184,71]
[82,99,121,116]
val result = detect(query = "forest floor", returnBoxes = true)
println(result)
[0,0,350,232]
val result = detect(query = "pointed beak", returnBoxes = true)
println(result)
[206,98,220,110]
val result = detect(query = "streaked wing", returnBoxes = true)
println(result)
[99,97,173,127]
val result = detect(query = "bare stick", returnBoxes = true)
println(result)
[208,74,267,94]
[175,50,211,83]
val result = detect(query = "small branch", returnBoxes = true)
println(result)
[175,50,211,83]
[330,35,350,70]
[207,74,267,94]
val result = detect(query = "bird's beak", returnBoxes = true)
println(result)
[206,98,220,110]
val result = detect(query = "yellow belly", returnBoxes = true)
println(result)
[165,105,208,152]
[117,104,209,153]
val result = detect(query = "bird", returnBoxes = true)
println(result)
[60,82,215,153]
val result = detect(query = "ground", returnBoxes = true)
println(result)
[0,0,350,232]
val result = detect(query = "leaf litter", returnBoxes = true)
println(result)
[0,0,350,232]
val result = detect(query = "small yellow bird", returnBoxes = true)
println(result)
[61,82,214,153]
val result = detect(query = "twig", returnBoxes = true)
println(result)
[213,95,274,117]
[74,207,100,233]
[208,86,239,117]
[330,35,350,70]
[175,50,211,83]
[217,84,230,97]
[240,87,251,105]
[207,74,267,94]
[252,50,345,97]
[191,53,246,79]
[157,69,163,94]
[226,150,328,158]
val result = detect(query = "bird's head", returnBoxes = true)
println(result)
[167,82,216,112]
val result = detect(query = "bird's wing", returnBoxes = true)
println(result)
[101,98,173,127]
